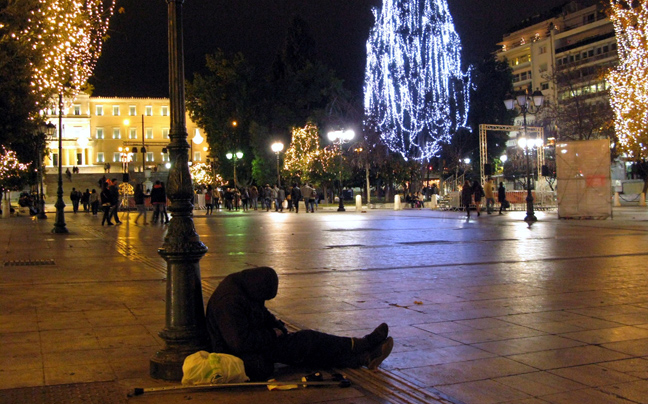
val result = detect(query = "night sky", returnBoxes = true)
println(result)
[89,0,571,98]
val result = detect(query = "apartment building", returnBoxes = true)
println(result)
[44,93,208,173]
[497,1,616,129]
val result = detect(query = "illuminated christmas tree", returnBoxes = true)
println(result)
[364,0,470,160]
[0,147,30,195]
[12,0,115,103]
[608,1,648,159]
[284,123,327,183]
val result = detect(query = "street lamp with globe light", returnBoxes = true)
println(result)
[327,129,355,211]
[271,142,284,187]
[504,88,545,224]
[226,151,243,188]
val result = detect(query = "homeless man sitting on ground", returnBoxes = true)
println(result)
[206,267,393,381]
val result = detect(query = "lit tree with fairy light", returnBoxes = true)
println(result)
[14,0,115,102]
[190,163,227,187]
[0,147,30,197]
[608,0,648,180]
[364,0,471,161]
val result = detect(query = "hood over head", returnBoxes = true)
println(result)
[239,267,278,302]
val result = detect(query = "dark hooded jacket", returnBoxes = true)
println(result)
[206,267,286,358]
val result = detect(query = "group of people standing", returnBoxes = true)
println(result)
[461,178,508,218]
[132,180,169,225]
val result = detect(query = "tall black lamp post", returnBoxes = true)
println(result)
[327,129,355,211]
[504,88,545,224]
[52,94,68,233]
[150,0,209,381]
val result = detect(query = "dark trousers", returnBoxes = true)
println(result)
[242,330,354,381]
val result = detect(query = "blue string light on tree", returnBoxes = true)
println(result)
[364,0,471,160]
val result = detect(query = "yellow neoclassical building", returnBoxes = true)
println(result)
[44,92,208,174]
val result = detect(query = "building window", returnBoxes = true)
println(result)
[129,105,136,116]
[145,106,153,116]
[113,152,121,162]
[161,153,170,162]
[541,82,550,90]
[161,106,169,116]
[73,105,81,115]
[52,153,58,166]
[539,46,547,55]
[162,128,169,139]
[131,153,138,162]
[129,128,137,139]
[97,152,104,163]
[145,128,153,139]
[96,128,104,140]
[113,105,120,116]
[146,152,154,162]
[96,105,103,116]
[112,128,121,139]
[194,152,201,161]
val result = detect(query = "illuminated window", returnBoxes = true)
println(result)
[161,106,169,116]
[146,128,153,139]
[73,105,81,115]
[113,128,121,139]
[96,128,104,140]
[97,153,104,163]
[145,106,153,116]
[161,153,169,162]
[113,105,120,116]
[146,152,154,162]
[194,152,201,161]
[129,128,137,139]
[162,128,169,139]
[96,105,103,116]
[113,152,121,162]
[129,105,136,116]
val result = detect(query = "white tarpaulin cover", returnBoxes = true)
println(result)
[556,139,611,219]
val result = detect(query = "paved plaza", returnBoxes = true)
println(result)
[1,205,648,403]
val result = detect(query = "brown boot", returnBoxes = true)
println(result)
[367,337,393,370]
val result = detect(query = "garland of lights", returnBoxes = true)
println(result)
[190,162,227,187]
[608,0,648,158]
[364,0,471,160]
[12,0,115,104]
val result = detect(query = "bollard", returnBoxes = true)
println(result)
[614,192,621,207]
[355,195,362,211]
[394,194,401,210]
[641,193,646,207]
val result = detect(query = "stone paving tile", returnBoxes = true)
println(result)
[549,364,640,387]
[508,345,631,370]
[599,380,648,404]
[598,358,648,379]
[602,338,648,357]
[383,344,495,370]
[539,387,637,404]
[43,362,116,385]
[398,357,537,387]
[473,335,585,356]
[561,325,648,344]
[435,379,532,404]
[493,371,586,397]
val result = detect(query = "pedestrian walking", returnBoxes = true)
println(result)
[150,180,169,223]
[484,177,495,214]
[461,180,473,218]
[108,178,122,224]
[263,184,272,212]
[241,187,249,211]
[90,189,99,216]
[472,180,484,216]
[498,182,507,215]
[100,184,113,225]
[249,186,258,210]
[302,183,314,212]
[205,185,214,215]
[70,188,81,213]
[277,186,286,212]
[205,267,394,382]
[290,183,301,213]
[134,183,149,225]
[81,189,90,212]
[272,185,280,211]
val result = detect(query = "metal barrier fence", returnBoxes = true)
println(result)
[438,190,557,211]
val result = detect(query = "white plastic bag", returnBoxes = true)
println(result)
[181,351,250,385]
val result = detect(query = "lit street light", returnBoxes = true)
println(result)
[226,151,244,188]
[327,129,355,211]
[271,142,284,187]
[52,94,68,234]
[504,88,545,224]
[34,122,56,220]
